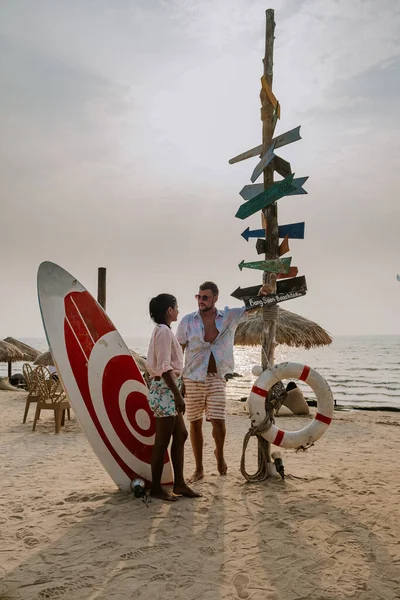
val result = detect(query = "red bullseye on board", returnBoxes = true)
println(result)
[37,261,173,492]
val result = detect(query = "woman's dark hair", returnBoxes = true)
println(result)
[149,294,177,326]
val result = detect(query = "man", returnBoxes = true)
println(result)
[176,281,271,480]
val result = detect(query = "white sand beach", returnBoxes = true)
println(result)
[1,390,400,600]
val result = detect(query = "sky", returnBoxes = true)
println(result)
[0,0,399,340]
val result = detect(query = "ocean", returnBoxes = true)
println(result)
[2,336,400,411]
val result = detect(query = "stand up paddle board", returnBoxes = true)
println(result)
[37,261,173,492]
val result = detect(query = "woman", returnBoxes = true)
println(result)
[147,293,201,502]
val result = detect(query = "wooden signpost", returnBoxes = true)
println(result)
[229,9,311,477]
[238,257,291,274]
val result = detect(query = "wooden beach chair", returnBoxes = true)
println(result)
[22,363,40,423]
[32,366,71,434]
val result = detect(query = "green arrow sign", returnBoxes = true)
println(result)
[235,174,296,220]
[239,176,308,201]
[238,257,292,274]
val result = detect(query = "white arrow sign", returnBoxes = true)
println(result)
[250,140,276,183]
[228,126,301,165]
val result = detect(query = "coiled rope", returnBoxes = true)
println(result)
[240,375,287,483]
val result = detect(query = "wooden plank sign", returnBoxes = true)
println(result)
[241,222,305,241]
[277,266,298,279]
[238,257,292,274]
[261,76,279,115]
[236,175,296,220]
[251,140,276,183]
[239,176,308,201]
[228,126,301,165]
[279,222,305,239]
[272,155,292,178]
[244,288,306,310]
[231,276,307,300]
[256,236,290,256]
[279,235,290,256]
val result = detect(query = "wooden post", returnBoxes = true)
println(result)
[97,267,107,310]
[261,9,278,370]
[260,9,276,471]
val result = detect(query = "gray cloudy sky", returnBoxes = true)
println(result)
[0,0,399,339]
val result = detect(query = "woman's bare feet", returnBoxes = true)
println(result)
[150,487,178,502]
[173,484,202,498]
[188,469,204,483]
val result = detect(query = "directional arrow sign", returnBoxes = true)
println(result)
[279,222,305,239]
[244,288,307,310]
[240,176,308,201]
[251,140,276,183]
[238,257,291,274]
[279,235,290,256]
[236,175,296,220]
[231,276,307,300]
[273,155,292,178]
[228,126,301,165]
[241,222,305,242]
[277,266,298,279]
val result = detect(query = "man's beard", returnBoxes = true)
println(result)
[200,305,213,312]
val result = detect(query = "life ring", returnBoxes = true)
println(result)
[247,362,334,450]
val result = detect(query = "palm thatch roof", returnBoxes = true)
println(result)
[34,349,148,373]
[3,337,41,362]
[0,341,24,362]
[234,307,332,349]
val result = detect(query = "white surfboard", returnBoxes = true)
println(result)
[37,261,173,492]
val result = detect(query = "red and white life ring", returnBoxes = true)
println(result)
[247,362,334,450]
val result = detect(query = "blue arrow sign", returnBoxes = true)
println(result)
[239,177,308,201]
[241,222,305,242]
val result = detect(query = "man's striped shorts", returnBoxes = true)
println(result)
[183,374,226,422]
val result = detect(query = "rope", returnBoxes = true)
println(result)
[240,412,273,482]
[240,351,288,483]
[262,304,279,320]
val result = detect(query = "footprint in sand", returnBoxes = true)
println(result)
[233,572,250,599]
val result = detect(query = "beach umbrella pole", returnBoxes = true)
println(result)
[8,361,12,379]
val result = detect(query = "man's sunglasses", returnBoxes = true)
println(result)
[195,294,213,301]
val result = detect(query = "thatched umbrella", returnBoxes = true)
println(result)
[3,337,41,379]
[0,341,25,379]
[35,348,148,374]
[234,307,332,349]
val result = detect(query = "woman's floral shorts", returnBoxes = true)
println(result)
[147,377,182,418]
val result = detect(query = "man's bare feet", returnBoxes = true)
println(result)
[173,484,202,498]
[214,450,227,475]
[188,469,204,483]
[150,487,178,502]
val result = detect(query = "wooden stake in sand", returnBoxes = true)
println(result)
[97,267,107,310]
